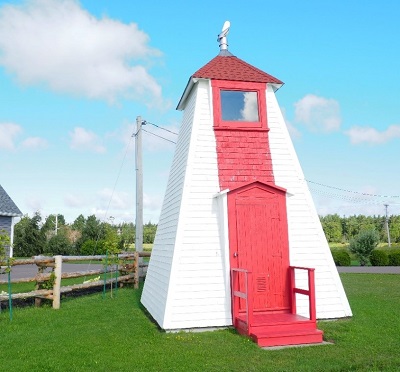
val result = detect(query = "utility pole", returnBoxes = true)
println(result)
[135,116,144,258]
[384,204,391,247]
[55,214,58,236]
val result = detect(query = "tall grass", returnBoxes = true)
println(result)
[0,274,399,371]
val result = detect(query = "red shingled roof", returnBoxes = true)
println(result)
[193,55,283,84]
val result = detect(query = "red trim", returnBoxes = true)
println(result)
[228,182,290,313]
[212,80,267,130]
[289,266,317,322]
[211,80,274,191]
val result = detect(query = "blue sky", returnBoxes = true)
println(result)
[1,0,399,224]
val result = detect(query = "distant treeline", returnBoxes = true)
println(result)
[320,214,400,243]
[12,212,157,257]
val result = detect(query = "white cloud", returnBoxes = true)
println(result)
[0,0,163,104]
[294,94,341,132]
[143,192,163,211]
[64,193,87,208]
[25,196,44,214]
[345,125,400,145]
[280,107,301,140]
[97,188,131,210]
[240,92,259,121]
[0,123,22,150]
[69,127,106,153]
[117,121,178,153]
[21,136,48,149]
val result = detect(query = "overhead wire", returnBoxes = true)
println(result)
[84,131,135,279]
[142,128,177,144]
[144,121,179,136]
[306,179,400,199]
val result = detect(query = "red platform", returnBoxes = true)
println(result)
[235,311,323,347]
[231,266,324,348]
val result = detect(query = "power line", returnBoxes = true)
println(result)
[142,128,176,144]
[144,121,179,136]
[306,179,400,199]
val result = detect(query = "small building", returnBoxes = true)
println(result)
[141,23,352,347]
[0,184,22,257]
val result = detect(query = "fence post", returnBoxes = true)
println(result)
[52,255,62,309]
[134,251,139,289]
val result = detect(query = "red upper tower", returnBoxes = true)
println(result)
[189,47,283,190]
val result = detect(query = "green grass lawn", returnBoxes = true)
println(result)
[1,274,399,371]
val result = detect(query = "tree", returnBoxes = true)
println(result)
[103,224,120,255]
[41,214,66,238]
[349,230,379,266]
[72,214,85,232]
[143,222,157,244]
[0,229,10,262]
[118,222,135,250]
[389,215,400,243]
[320,214,342,242]
[75,215,105,254]
[13,212,46,257]
[47,230,75,255]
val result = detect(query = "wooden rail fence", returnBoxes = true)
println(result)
[0,251,150,309]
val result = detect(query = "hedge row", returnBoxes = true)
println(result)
[332,249,400,266]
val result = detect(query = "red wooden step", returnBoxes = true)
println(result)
[251,328,324,348]
[234,311,324,347]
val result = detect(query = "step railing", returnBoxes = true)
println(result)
[289,266,316,322]
[231,268,253,335]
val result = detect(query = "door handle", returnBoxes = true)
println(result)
[233,252,238,257]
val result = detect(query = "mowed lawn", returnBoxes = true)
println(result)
[0,274,399,371]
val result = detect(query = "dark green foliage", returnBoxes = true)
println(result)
[13,212,158,258]
[13,212,46,257]
[46,231,76,256]
[143,221,157,244]
[80,239,106,255]
[71,214,85,232]
[320,214,342,242]
[332,250,351,266]
[118,222,135,250]
[369,250,389,266]
[41,214,66,236]
[349,230,380,266]
[320,214,400,244]
[0,229,10,260]
[388,250,400,266]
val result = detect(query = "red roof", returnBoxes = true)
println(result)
[193,55,283,84]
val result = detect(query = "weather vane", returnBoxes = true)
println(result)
[217,21,230,51]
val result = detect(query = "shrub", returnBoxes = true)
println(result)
[388,250,400,266]
[369,250,389,266]
[349,230,380,266]
[332,250,351,266]
[80,239,106,256]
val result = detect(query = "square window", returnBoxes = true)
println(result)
[220,90,259,122]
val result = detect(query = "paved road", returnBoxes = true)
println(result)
[2,263,399,281]
[336,266,400,274]
[1,263,104,281]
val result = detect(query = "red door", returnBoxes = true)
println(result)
[229,183,290,313]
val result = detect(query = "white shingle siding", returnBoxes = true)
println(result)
[266,84,352,319]
[141,79,232,330]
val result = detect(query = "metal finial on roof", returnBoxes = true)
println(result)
[217,21,230,52]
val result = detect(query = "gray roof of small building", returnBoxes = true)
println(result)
[0,184,22,217]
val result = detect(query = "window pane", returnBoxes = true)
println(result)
[220,90,259,122]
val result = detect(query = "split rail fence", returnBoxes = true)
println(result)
[0,251,150,309]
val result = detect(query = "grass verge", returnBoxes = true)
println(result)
[1,274,399,371]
